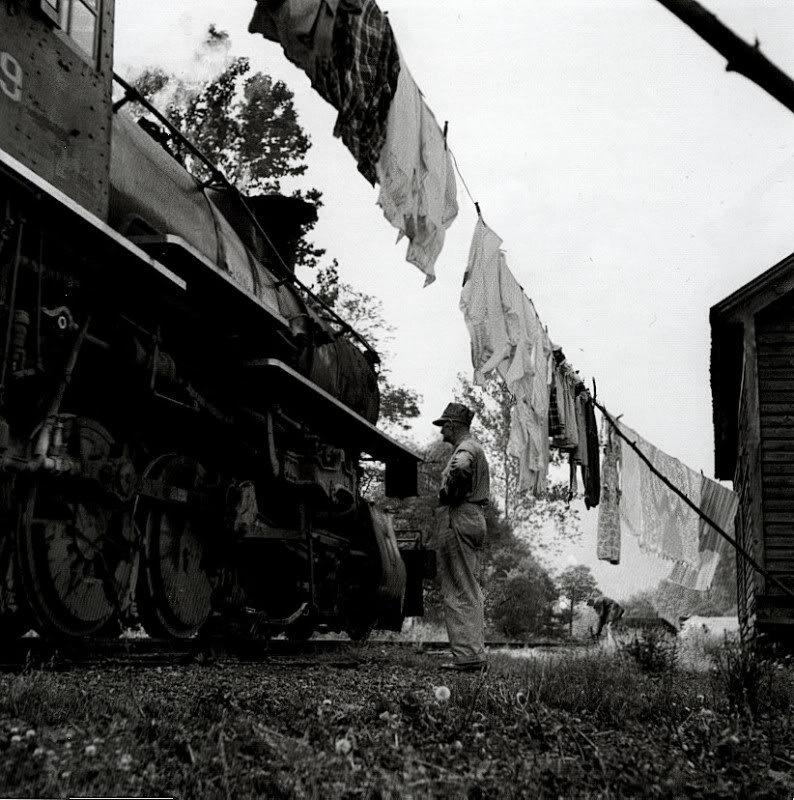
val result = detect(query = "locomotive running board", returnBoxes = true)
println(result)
[129,234,293,333]
[251,358,421,499]
[0,148,186,292]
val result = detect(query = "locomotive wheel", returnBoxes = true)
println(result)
[135,456,213,640]
[15,479,137,639]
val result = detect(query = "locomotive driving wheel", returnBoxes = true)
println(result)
[15,478,137,639]
[135,455,213,640]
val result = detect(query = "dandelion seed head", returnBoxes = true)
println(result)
[434,686,451,702]
[335,737,352,755]
[84,744,97,756]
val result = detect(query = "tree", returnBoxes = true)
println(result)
[485,542,558,640]
[313,261,421,434]
[557,564,599,637]
[131,28,324,271]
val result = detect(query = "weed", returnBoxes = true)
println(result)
[710,636,772,715]
[620,628,678,675]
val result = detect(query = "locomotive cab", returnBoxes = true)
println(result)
[0,0,115,218]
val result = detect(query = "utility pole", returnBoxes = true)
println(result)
[655,0,794,115]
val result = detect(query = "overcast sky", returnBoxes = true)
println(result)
[114,0,794,597]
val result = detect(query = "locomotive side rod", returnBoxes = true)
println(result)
[654,0,794,115]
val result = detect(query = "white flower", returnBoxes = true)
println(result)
[335,738,352,755]
[118,753,133,771]
[434,686,451,702]
[84,744,97,756]
[25,729,36,739]
[10,735,22,744]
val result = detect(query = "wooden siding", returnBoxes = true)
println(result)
[734,336,760,640]
[756,292,794,626]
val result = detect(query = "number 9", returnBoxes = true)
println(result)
[0,53,23,102]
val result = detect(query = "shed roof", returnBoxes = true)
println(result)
[711,250,794,479]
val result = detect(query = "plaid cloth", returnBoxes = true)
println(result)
[315,0,400,184]
[252,0,400,185]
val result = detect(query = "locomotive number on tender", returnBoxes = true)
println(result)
[0,52,23,102]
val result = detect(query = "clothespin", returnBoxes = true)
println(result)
[443,120,449,151]
[474,201,482,218]
[592,377,597,403]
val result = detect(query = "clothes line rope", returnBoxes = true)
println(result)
[595,399,794,602]
[448,147,480,218]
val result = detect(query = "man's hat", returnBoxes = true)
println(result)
[432,402,475,427]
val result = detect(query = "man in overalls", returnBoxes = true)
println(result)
[432,403,490,672]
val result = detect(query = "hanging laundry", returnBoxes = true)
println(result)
[459,218,511,382]
[376,58,458,285]
[666,476,738,591]
[249,0,339,87]
[459,219,553,495]
[250,0,400,185]
[617,421,701,567]
[498,262,553,496]
[582,392,601,509]
[596,419,621,564]
[549,354,579,452]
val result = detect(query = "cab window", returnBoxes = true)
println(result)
[40,0,100,61]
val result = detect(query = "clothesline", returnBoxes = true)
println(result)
[595,399,794,602]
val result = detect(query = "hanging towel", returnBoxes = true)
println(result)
[617,422,701,567]
[375,56,458,284]
[596,419,621,564]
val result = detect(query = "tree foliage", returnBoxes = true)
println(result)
[485,541,558,639]
[131,28,324,270]
[557,564,599,637]
[313,261,421,433]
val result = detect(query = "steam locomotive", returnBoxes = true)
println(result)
[0,0,427,642]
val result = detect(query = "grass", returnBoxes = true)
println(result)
[0,636,792,799]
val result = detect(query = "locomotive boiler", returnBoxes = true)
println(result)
[0,0,427,642]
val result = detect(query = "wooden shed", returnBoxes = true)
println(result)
[711,253,794,640]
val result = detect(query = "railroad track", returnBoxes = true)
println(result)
[0,636,570,671]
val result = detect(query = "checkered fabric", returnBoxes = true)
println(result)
[315,0,400,184]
